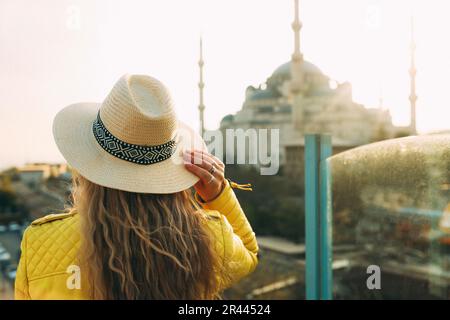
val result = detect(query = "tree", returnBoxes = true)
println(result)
[226,165,305,243]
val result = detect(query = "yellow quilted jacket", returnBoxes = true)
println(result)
[14,180,258,299]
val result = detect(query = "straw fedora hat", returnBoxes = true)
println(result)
[53,74,206,194]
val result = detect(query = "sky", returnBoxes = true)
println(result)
[0,0,449,169]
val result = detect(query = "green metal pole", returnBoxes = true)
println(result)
[305,134,333,300]
[320,135,333,300]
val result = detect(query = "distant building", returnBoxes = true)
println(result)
[257,236,305,257]
[17,163,68,187]
[216,0,411,178]
[49,163,68,177]
[17,165,51,186]
[284,139,357,180]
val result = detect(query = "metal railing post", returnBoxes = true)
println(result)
[305,134,333,300]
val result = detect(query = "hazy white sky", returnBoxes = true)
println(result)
[0,0,449,168]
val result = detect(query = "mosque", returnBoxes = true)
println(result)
[197,0,416,178]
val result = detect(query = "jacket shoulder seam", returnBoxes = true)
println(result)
[31,211,78,226]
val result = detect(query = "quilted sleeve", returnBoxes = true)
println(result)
[15,227,31,300]
[196,180,258,288]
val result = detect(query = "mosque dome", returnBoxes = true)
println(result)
[245,60,328,101]
[271,60,323,79]
[220,114,235,125]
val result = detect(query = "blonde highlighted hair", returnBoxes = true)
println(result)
[71,171,220,299]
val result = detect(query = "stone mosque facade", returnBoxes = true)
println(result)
[220,61,395,159]
[210,0,410,178]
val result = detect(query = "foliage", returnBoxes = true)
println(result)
[371,124,391,142]
[0,189,16,208]
[0,169,28,223]
[394,130,412,138]
[225,165,305,243]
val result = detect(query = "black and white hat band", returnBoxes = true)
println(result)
[92,112,177,165]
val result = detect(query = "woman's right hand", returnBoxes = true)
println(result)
[183,150,226,202]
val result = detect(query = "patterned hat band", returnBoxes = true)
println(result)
[92,112,178,165]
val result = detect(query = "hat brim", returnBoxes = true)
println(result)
[53,102,206,194]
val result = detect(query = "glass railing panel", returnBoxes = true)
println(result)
[330,134,450,299]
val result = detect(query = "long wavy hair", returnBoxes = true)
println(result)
[70,170,220,299]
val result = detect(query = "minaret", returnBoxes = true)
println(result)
[290,0,303,93]
[409,17,418,134]
[198,37,205,137]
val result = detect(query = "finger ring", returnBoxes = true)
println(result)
[207,175,215,184]
[209,164,216,175]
